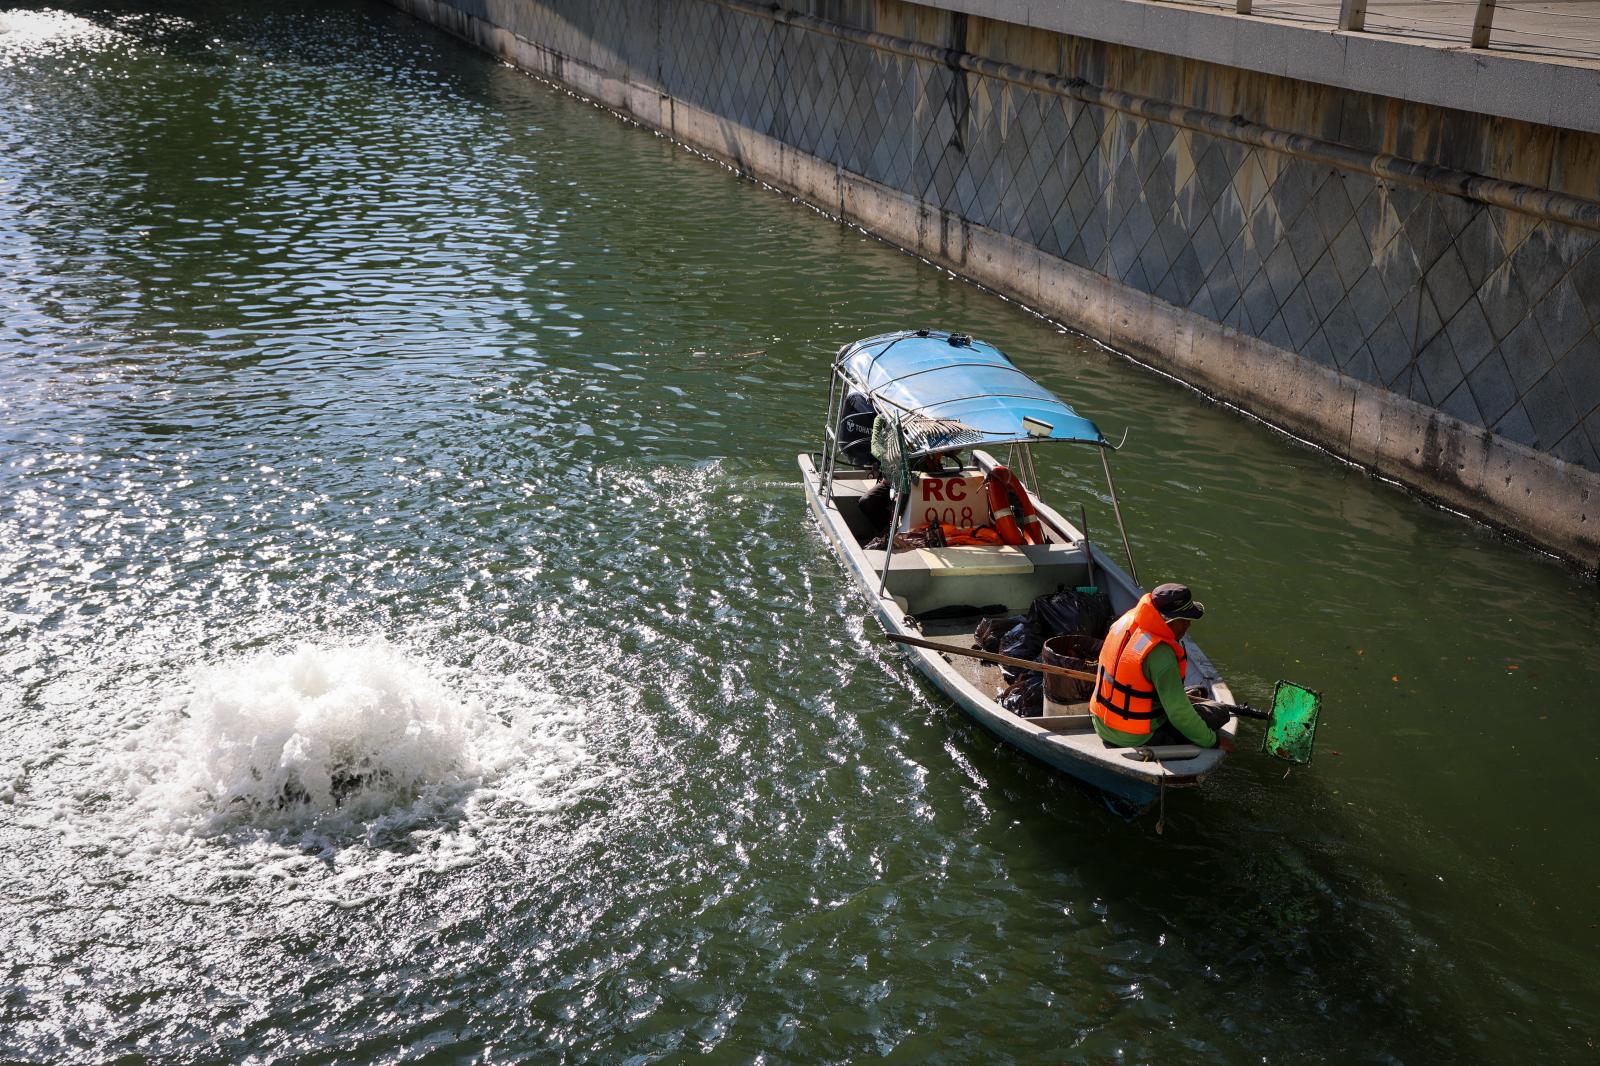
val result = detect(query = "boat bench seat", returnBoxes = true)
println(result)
[871,543,1091,615]
[909,546,1033,576]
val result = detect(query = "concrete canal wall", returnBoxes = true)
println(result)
[385,0,1600,566]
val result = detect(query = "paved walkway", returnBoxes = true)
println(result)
[1165,0,1600,61]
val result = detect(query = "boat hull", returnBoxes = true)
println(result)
[799,453,1233,812]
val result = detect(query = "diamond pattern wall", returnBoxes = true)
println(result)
[445,0,1600,473]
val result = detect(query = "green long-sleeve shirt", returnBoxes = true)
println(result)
[1092,642,1218,748]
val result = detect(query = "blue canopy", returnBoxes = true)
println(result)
[836,330,1105,453]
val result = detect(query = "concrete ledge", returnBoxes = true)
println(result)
[388,0,1600,568]
[932,0,1600,136]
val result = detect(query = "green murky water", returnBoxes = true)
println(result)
[2,2,1597,1061]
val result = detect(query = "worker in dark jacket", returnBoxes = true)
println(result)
[1091,583,1234,751]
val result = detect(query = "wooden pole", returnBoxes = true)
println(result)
[887,631,1097,680]
[1098,447,1140,587]
[884,634,1273,720]
[1338,0,1367,32]
[1470,0,1497,48]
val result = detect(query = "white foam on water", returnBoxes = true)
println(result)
[136,641,511,828]
[57,638,602,905]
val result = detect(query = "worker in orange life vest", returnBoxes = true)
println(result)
[1091,583,1235,752]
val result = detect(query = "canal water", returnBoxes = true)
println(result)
[2,2,1597,1061]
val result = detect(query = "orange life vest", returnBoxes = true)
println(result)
[909,522,1005,547]
[1090,594,1187,736]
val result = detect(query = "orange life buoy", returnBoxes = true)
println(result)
[984,466,1045,546]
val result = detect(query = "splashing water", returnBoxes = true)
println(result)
[126,640,526,837]
[11,639,604,904]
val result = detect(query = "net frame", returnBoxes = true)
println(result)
[1262,680,1321,765]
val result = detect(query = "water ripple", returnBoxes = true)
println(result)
[2,1,1599,1062]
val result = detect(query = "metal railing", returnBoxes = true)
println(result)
[1158,0,1600,61]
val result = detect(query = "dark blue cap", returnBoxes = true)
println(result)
[1152,583,1205,620]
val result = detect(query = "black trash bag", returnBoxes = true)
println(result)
[998,622,1042,680]
[1077,589,1114,638]
[1000,671,1044,717]
[918,603,1007,625]
[1028,587,1114,641]
[974,613,1026,653]
[998,588,1113,682]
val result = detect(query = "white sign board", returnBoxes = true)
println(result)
[905,473,990,530]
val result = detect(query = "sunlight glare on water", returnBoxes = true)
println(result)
[0,8,125,54]
[2,1,1598,1062]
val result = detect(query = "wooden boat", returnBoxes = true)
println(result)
[799,329,1237,811]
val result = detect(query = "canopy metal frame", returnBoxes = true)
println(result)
[818,337,1143,593]
[835,330,1105,453]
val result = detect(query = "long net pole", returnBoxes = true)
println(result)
[1099,446,1140,587]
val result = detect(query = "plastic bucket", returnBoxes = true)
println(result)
[1041,634,1100,712]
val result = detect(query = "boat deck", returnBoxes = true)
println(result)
[911,621,1100,734]
[914,621,1008,701]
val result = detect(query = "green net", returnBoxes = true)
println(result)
[871,414,912,499]
[1262,681,1321,765]
[873,411,984,501]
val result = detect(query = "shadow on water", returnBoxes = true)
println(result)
[915,711,1482,1063]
